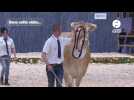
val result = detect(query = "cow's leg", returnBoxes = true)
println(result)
[75,76,83,87]
[68,77,73,87]
[64,73,73,87]
[75,65,89,87]
[75,69,88,87]
[64,74,69,86]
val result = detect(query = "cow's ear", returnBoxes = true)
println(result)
[70,22,79,32]
[70,22,81,28]
[70,22,76,28]
[86,23,97,32]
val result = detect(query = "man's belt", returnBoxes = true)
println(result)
[1,55,10,57]
[50,63,63,66]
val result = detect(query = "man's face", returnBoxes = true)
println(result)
[3,31,9,38]
[53,26,61,37]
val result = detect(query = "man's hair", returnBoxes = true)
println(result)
[52,24,61,32]
[0,27,8,34]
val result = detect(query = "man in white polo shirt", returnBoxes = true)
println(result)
[0,27,16,85]
[42,24,71,87]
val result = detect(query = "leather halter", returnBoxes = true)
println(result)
[72,26,86,59]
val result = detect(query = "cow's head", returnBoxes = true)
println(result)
[70,22,97,50]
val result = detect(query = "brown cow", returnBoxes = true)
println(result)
[62,22,97,87]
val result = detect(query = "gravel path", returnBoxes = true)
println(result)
[1,63,134,87]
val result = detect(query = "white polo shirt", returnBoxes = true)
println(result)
[42,35,71,64]
[0,36,15,57]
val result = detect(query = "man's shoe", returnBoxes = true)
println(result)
[5,82,10,85]
[5,79,10,85]
[0,77,4,85]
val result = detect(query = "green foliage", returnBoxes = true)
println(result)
[11,57,134,64]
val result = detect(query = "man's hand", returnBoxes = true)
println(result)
[41,52,48,64]
[41,52,52,71]
[13,56,17,64]
[13,57,17,60]
[47,64,53,71]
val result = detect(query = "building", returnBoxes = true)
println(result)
[0,12,133,53]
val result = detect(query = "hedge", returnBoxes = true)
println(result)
[10,57,134,64]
